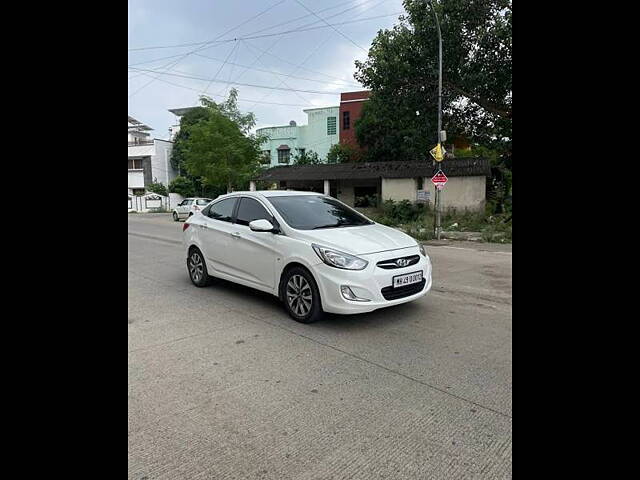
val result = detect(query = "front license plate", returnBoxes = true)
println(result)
[393,271,423,288]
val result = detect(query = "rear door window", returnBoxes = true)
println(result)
[207,198,237,222]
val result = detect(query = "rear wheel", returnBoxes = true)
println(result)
[282,267,324,323]
[187,248,212,287]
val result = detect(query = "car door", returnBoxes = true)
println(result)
[198,197,238,276]
[178,199,192,217]
[225,196,281,290]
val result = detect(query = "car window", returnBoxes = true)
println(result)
[184,199,193,206]
[196,199,212,205]
[207,198,236,222]
[267,195,373,230]
[235,197,272,226]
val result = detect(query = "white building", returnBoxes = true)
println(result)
[128,116,176,195]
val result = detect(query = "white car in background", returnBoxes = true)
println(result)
[182,191,432,323]
[172,198,212,221]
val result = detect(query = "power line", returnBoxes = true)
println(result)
[128,67,345,95]
[241,41,353,84]
[241,40,312,106]
[135,72,314,107]
[293,0,368,53]
[243,0,387,109]
[127,12,402,52]
[128,0,379,52]
[218,38,242,97]
[189,52,360,87]
[202,41,239,94]
[129,0,287,98]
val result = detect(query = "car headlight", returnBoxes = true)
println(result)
[419,243,427,257]
[312,244,368,270]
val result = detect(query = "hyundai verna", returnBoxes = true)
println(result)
[182,191,432,323]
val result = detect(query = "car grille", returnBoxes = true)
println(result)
[381,279,426,300]
[376,255,420,270]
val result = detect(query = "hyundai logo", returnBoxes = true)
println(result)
[396,258,410,267]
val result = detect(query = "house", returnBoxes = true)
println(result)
[128,116,176,196]
[256,107,339,166]
[257,158,491,211]
[339,90,370,155]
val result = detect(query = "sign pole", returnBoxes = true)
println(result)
[429,0,443,240]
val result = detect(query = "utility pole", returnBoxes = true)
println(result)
[429,0,443,240]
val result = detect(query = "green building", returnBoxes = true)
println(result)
[256,106,339,167]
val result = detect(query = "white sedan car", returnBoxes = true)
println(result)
[182,191,432,323]
[172,198,213,221]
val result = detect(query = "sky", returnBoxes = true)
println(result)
[128,0,406,139]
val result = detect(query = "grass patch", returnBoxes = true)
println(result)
[365,200,511,243]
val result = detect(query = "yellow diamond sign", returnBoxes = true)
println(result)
[430,143,445,162]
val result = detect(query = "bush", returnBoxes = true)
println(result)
[147,181,168,196]
[292,149,322,165]
[371,199,511,243]
[168,176,196,197]
[327,143,361,163]
[380,199,428,225]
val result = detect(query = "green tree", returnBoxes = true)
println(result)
[354,0,511,162]
[327,143,360,163]
[168,176,196,197]
[181,90,263,193]
[292,149,321,165]
[170,106,209,173]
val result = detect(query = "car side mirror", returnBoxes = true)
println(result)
[249,219,276,232]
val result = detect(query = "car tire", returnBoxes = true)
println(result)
[173,212,179,221]
[281,266,324,323]
[187,248,212,287]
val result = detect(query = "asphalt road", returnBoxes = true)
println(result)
[128,214,512,479]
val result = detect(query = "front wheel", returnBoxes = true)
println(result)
[173,211,179,221]
[187,248,212,287]
[282,267,324,323]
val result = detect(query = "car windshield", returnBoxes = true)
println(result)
[266,195,374,230]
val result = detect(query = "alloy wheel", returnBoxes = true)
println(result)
[188,251,204,283]
[286,274,312,316]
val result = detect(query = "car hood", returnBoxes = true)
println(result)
[293,223,417,255]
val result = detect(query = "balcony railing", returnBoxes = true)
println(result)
[128,140,154,147]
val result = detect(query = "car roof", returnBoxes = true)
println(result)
[220,190,321,198]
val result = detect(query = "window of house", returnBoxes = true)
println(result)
[235,198,273,226]
[343,111,350,130]
[416,177,424,190]
[327,117,336,135]
[261,150,271,164]
[128,158,144,170]
[354,186,378,208]
[278,149,290,164]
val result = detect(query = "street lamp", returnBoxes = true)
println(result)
[429,0,443,240]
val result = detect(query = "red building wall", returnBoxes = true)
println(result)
[339,91,370,154]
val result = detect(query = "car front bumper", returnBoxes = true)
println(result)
[312,247,432,315]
